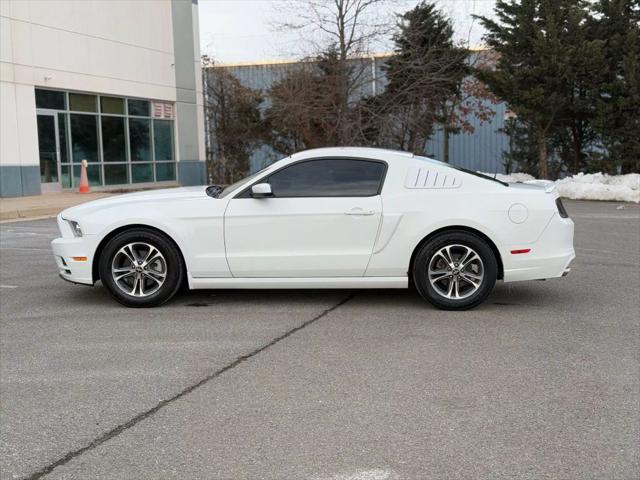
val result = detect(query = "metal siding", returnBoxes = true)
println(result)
[205,57,509,175]
[425,99,508,173]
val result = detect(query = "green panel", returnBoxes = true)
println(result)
[104,164,129,185]
[35,89,66,110]
[70,114,99,162]
[153,120,174,160]
[132,163,153,183]
[100,96,124,114]
[128,99,150,116]
[129,118,151,161]
[37,115,58,183]
[60,165,72,188]
[101,116,126,162]
[155,162,176,181]
[58,113,69,163]
[69,93,97,112]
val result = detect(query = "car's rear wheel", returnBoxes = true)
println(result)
[99,228,184,307]
[413,231,497,310]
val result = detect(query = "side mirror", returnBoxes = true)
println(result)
[251,183,273,198]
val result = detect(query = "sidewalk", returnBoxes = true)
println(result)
[0,192,114,221]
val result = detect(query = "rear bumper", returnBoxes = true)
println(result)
[503,213,575,282]
[51,237,94,285]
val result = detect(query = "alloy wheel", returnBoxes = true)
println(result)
[427,244,484,300]
[111,242,167,297]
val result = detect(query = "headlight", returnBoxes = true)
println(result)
[65,219,83,237]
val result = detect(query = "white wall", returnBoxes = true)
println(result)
[0,0,177,169]
[193,4,206,161]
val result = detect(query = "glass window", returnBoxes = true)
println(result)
[132,163,153,183]
[33,89,177,189]
[35,89,66,110]
[128,99,150,116]
[266,159,386,197]
[129,118,151,161]
[104,164,129,185]
[153,120,174,160]
[60,165,72,188]
[101,116,126,162]
[73,164,102,186]
[100,96,124,114]
[69,93,97,112]
[37,115,58,183]
[155,162,176,181]
[57,113,69,163]
[70,114,99,162]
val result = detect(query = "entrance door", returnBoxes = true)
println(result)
[36,113,61,192]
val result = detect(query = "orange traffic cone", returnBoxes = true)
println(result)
[78,159,90,193]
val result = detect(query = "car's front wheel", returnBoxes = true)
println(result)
[99,228,184,307]
[413,231,497,310]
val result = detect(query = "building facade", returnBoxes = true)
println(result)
[0,0,206,197]
[205,54,509,175]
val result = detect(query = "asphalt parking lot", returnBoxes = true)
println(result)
[1,200,638,480]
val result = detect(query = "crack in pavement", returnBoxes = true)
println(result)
[23,293,355,480]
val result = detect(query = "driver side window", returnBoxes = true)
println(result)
[259,158,386,198]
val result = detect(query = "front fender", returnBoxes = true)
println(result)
[79,198,231,279]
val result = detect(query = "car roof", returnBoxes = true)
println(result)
[290,147,416,162]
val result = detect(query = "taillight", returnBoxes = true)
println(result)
[556,198,569,218]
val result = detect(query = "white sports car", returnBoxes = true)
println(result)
[51,147,575,309]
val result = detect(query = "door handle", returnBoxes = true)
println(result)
[344,207,375,216]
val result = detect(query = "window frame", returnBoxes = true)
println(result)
[234,157,389,199]
[33,87,177,188]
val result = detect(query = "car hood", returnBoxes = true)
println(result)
[60,186,210,219]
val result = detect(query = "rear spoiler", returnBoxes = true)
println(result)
[524,180,556,193]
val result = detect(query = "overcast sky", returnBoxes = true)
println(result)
[198,0,498,64]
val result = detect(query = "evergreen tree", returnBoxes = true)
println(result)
[590,0,640,173]
[378,1,468,155]
[554,4,606,174]
[476,0,602,178]
[501,117,539,175]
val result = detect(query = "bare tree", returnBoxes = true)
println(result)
[272,0,392,145]
[436,50,501,162]
[203,58,265,184]
[267,1,497,160]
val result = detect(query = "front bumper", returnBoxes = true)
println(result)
[51,237,94,285]
[51,215,95,285]
[503,213,575,282]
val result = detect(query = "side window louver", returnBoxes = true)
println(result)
[404,167,462,189]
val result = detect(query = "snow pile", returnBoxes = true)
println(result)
[555,172,640,203]
[493,172,536,183]
[480,171,640,203]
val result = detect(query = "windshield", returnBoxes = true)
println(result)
[213,165,272,199]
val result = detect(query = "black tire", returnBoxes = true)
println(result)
[412,230,497,310]
[99,228,184,308]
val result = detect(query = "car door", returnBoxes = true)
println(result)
[224,158,386,277]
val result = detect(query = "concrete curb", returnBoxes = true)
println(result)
[1,208,61,222]
[0,192,115,222]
